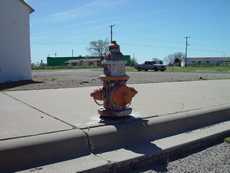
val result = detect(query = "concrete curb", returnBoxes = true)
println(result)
[86,105,230,153]
[104,125,230,173]
[1,105,230,172]
[0,129,90,172]
[18,121,230,173]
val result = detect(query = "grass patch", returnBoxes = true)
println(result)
[32,65,230,73]
[126,66,230,73]
[51,78,57,81]
[126,66,138,72]
[224,137,230,143]
[32,65,100,71]
[166,66,230,73]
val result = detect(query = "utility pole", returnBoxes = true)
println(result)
[184,36,190,67]
[72,49,74,57]
[110,24,115,43]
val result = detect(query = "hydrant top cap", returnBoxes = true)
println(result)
[109,41,120,50]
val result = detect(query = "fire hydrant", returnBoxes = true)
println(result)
[90,41,137,118]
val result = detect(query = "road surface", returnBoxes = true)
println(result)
[3,69,230,90]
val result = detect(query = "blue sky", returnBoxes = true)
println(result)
[27,0,230,63]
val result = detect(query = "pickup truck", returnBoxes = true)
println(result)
[134,60,166,71]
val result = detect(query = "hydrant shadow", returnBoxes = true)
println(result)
[95,116,169,172]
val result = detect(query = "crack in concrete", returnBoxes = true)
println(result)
[2,92,77,129]
[82,127,113,165]
[1,92,111,166]
[81,128,93,153]
[142,103,230,120]
[0,129,73,141]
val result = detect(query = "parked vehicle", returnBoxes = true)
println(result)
[134,60,166,71]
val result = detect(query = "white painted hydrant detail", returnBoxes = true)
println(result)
[90,41,137,118]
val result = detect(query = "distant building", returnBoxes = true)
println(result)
[186,57,230,66]
[47,55,131,66]
[0,0,34,83]
[65,59,101,67]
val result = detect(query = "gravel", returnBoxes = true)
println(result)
[2,69,230,91]
[139,142,230,173]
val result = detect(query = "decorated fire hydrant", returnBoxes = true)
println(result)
[90,41,137,118]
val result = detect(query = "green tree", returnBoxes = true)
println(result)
[129,57,138,66]
[164,52,184,66]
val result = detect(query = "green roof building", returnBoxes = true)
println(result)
[47,55,131,66]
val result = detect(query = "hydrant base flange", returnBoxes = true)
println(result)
[98,107,132,118]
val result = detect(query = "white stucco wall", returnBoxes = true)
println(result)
[0,0,32,83]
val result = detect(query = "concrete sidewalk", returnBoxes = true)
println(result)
[2,79,230,131]
[0,80,230,172]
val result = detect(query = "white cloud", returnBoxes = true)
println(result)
[50,0,127,21]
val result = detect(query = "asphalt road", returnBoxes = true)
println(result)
[4,69,230,91]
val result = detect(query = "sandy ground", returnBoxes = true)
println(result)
[2,69,230,91]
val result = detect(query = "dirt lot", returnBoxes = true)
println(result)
[2,69,230,91]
